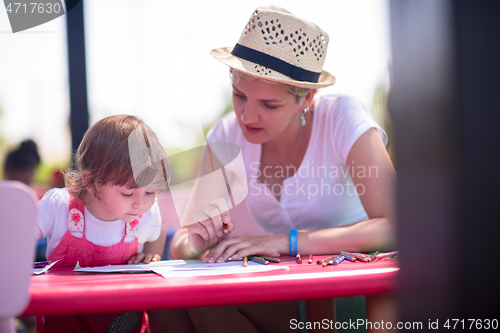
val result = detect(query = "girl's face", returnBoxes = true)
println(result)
[86,182,156,222]
[232,75,304,144]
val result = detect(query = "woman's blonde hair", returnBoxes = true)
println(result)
[65,115,169,202]
[230,69,311,103]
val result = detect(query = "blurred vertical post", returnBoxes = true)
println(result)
[65,0,89,157]
[390,0,500,327]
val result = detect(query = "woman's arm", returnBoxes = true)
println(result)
[298,127,396,254]
[169,145,236,259]
[203,128,396,262]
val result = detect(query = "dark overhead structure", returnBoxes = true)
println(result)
[65,0,89,157]
[390,0,500,328]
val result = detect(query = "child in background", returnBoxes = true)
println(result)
[35,115,169,333]
[3,139,40,186]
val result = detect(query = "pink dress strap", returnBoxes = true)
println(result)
[68,195,85,233]
[126,217,141,237]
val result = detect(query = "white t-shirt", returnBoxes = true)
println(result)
[207,94,388,235]
[37,188,163,257]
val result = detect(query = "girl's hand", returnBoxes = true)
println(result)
[187,197,235,254]
[203,234,288,263]
[127,252,162,264]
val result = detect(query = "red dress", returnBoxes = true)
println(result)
[37,196,148,333]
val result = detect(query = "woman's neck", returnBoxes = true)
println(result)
[264,109,314,168]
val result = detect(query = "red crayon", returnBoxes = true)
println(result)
[308,254,313,264]
[296,254,302,264]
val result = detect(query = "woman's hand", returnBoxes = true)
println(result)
[203,233,288,263]
[187,197,235,254]
[128,252,162,264]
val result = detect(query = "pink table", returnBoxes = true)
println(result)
[22,256,398,316]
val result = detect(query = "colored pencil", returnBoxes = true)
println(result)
[249,256,269,265]
[296,254,302,264]
[376,251,398,259]
[317,255,338,265]
[330,255,346,265]
[368,251,380,262]
[257,256,280,263]
[342,253,357,262]
[341,251,368,262]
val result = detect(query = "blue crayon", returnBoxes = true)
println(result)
[331,255,345,265]
[249,256,269,265]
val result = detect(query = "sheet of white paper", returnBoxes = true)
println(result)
[32,259,61,275]
[73,259,197,273]
[153,262,289,279]
[73,260,289,278]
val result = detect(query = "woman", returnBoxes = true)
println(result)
[160,6,396,332]
[171,5,394,264]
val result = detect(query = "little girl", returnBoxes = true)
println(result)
[35,115,169,333]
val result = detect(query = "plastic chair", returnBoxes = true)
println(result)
[0,181,37,333]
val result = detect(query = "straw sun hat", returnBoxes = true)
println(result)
[210,6,336,89]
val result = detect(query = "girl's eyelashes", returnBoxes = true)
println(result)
[122,191,155,197]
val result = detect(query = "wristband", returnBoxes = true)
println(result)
[289,229,298,257]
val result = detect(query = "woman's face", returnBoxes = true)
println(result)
[231,74,303,144]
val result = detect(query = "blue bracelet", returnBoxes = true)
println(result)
[289,229,298,257]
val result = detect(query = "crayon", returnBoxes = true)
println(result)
[257,256,280,263]
[341,251,368,262]
[376,251,398,259]
[330,255,345,265]
[243,256,248,267]
[296,254,302,264]
[342,253,357,262]
[322,256,338,267]
[249,256,269,265]
[308,254,313,264]
[317,255,337,265]
[368,251,380,262]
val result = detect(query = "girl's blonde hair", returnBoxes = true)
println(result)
[230,68,311,103]
[65,115,169,202]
